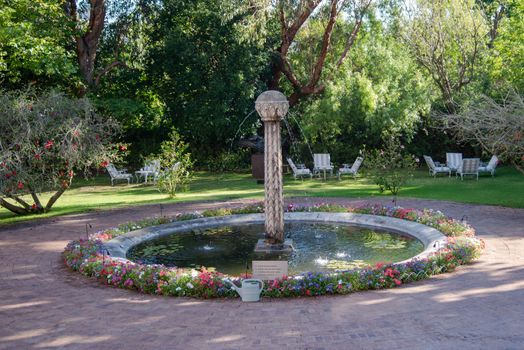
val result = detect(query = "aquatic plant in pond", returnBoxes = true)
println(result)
[63,203,484,299]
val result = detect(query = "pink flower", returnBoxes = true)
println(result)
[44,140,54,149]
[394,279,401,286]
[17,181,24,189]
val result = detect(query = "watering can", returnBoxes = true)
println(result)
[227,279,264,302]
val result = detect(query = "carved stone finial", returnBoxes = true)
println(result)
[255,90,289,122]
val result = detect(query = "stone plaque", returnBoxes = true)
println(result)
[252,260,288,280]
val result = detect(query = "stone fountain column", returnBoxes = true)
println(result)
[254,91,293,253]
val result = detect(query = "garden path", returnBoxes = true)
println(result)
[1,198,523,350]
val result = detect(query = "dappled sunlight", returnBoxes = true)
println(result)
[356,297,395,305]
[5,273,40,280]
[0,300,51,311]
[29,241,68,252]
[432,279,524,303]
[105,297,152,304]
[35,335,112,348]
[207,334,246,343]
[0,329,50,342]
[176,301,207,307]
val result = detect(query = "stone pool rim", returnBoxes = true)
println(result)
[103,212,447,267]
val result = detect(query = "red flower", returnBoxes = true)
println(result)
[34,153,41,160]
[100,161,109,167]
[119,145,127,151]
[68,170,74,177]
[44,140,54,149]
[17,181,24,189]
[31,203,37,210]
[305,289,311,296]
[394,279,401,286]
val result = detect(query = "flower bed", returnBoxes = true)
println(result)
[63,203,484,299]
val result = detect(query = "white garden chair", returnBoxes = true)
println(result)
[446,152,463,173]
[106,163,133,186]
[478,155,499,176]
[287,158,312,180]
[338,156,364,179]
[457,158,480,180]
[313,153,333,179]
[136,159,161,183]
[423,155,451,177]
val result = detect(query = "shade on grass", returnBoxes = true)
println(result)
[0,167,522,225]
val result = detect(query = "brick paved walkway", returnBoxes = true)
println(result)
[1,198,523,349]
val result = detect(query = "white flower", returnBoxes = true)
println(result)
[176,287,182,291]
[191,269,199,277]
[186,282,194,289]
[338,279,343,285]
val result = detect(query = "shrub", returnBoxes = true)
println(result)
[155,129,193,197]
[0,90,120,215]
[365,137,417,196]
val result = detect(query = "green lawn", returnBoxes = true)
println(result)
[1,166,523,225]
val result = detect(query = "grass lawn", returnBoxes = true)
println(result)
[0,166,522,225]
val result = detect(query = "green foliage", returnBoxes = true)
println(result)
[296,15,431,162]
[155,130,193,197]
[365,137,417,195]
[148,0,269,160]
[0,0,77,87]
[403,0,488,111]
[490,0,524,92]
[0,90,120,214]
[204,149,250,173]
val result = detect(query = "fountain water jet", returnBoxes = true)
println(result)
[253,91,293,254]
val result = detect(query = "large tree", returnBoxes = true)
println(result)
[442,91,524,174]
[0,0,76,87]
[269,0,373,106]
[403,0,487,113]
[148,0,268,159]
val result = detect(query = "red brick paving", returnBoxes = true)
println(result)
[1,197,523,349]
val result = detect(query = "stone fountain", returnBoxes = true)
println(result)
[253,90,293,254]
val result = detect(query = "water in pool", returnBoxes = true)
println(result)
[127,223,423,275]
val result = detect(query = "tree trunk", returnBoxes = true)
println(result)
[67,0,106,90]
[0,198,28,215]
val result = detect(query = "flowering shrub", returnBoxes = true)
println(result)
[64,203,484,299]
[0,90,121,215]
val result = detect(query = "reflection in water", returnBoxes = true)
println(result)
[127,223,424,275]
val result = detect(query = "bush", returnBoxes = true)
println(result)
[204,149,250,173]
[0,90,120,214]
[155,129,193,197]
[365,137,417,196]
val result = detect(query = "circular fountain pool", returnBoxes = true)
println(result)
[104,212,446,276]
[127,223,423,275]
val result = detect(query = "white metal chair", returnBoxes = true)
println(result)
[313,153,333,179]
[287,158,312,180]
[446,152,463,173]
[457,158,480,180]
[423,155,451,177]
[338,156,364,179]
[478,155,498,176]
[106,163,133,185]
[136,159,161,183]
